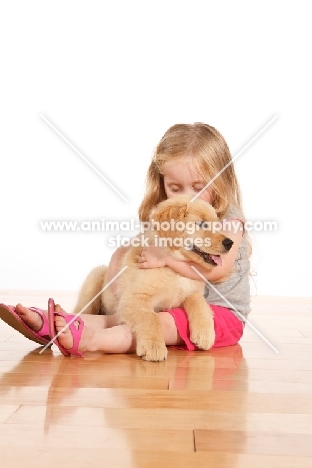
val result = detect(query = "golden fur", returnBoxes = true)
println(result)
[73,195,233,361]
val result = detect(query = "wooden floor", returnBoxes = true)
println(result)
[0,291,312,467]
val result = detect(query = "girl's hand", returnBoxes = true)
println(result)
[138,246,169,269]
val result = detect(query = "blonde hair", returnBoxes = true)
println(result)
[139,122,243,222]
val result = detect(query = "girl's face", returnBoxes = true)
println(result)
[163,160,214,204]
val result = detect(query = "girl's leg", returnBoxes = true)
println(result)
[210,304,244,347]
[165,305,244,350]
[54,306,184,354]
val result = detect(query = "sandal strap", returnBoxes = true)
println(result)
[54,312,84,357]
[29,307,50,339]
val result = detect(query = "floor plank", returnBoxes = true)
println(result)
[194,429,312,456]
[0,423,194,451]
[5,405,312,434]
[0,448,311,468]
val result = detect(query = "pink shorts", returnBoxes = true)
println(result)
[166,304,244,350]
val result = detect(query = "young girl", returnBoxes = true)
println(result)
[0,122,250,357]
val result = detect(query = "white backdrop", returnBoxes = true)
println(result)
[0,1,311,297]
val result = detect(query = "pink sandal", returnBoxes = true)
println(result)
[0,303,51,346]
[48,298,84,357]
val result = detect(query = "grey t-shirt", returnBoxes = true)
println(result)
[204,205,251,322]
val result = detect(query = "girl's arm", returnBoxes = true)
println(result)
[138,221,244,283]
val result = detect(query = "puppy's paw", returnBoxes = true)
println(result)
[136,339,168,362]
[190,321,215,350]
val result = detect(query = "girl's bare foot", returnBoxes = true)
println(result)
[15,304,46,332]
[54,305,97,354]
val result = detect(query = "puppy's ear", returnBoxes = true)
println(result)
[151,200,189,225]
[150,199,189,240]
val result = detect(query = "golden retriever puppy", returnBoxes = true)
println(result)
[73,195,233,361]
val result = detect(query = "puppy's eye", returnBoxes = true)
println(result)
[196,221,210,230]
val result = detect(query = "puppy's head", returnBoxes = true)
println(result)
[150,195,233,270]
